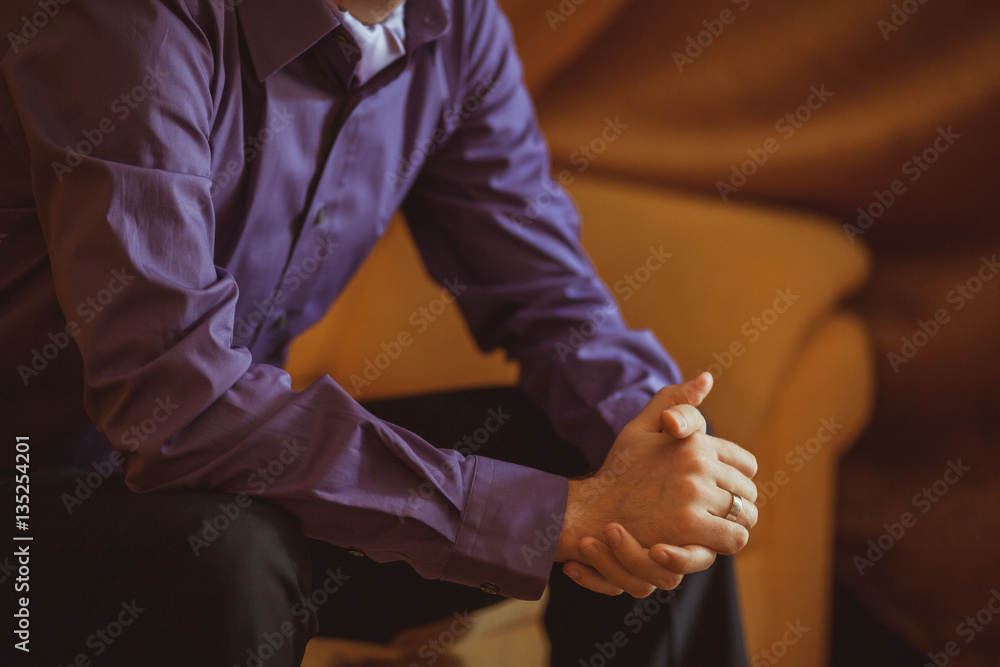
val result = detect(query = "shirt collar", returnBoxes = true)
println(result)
[236,0,450,82]
[326,2,406,87]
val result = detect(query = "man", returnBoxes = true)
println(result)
[0,0,758,664]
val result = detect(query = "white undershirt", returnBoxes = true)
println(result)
[325,2,407,86]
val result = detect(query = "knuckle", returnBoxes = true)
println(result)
[675,476,701,501]
[691,452,712,472]
[681,450,712,474]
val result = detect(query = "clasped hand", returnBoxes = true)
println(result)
[554,372,759,597]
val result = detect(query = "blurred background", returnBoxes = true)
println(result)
[291,0,1000,664]
[511,0,1000,663]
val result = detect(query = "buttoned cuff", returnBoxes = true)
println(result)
[441,456,568,601]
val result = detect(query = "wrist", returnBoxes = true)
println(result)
[555,479,591,562]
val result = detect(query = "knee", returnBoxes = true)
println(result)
[146,492,317,660]
[165,491,312,592]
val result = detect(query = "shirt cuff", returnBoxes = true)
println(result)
[441,455,568,601]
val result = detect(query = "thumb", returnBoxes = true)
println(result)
[633,372,714,432]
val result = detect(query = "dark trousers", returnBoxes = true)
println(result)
[3,388,748,666]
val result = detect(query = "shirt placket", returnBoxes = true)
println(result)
[248,41,372,360]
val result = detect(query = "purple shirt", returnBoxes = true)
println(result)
[0,0,680,600]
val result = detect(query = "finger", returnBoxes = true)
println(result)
[633,373,714,432]
[710,518,751,555]
[711,437,759,479]
[712,485,759,530]
[660,404,708,439]
[579,537,658,598]
[604,524,684,591]
[675,371,713,407]
[715,463,759,504]
[562,561,624,596]
[649,544,717,575]
[687,512,752,555]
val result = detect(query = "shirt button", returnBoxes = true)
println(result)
[314,207,327,226]
[347,548,366,558]
[479,583,500,595]
[271,312,289,329]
